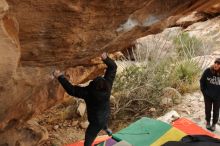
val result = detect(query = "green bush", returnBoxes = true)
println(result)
[173,32,202,58]
[168,60,201,93]
[111,32,203,120]
[112,58,202,119]
[113,65,146,93]
[112,59,172,118]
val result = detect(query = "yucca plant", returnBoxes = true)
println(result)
[168,60,201,93]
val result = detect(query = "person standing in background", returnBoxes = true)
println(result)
[200,58,220,131]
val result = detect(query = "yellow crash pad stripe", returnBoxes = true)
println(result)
[150,127,186,146]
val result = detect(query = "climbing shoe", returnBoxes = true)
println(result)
[104,128,112,136]
[210,124,216,131]
[206,123,211,130]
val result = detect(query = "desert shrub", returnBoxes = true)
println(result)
[113,65,146,93]
[112,59,172,118]
[168,60,201,93]
[111,32,203,120]
[173,32,202,58]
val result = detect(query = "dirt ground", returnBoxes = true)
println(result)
[172,91,220,135]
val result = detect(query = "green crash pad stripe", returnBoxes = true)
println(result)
[112,117,172,146]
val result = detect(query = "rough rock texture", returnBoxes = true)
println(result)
[0,119,48,146]
[5,0,220,67]
[1,0,220,145]
[0,0,20,130]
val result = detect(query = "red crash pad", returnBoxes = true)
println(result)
[65,135,110,146]
[172,118,220,139]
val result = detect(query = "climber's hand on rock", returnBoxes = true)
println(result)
[53,69,63,78]
[101,52,108,60]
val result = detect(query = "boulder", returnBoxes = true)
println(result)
[80,121,89,129]
[157,110,180,123]
[160,87,182,106]
[0,119,48,146]
[77,102,86,117]
[1,0,220,144]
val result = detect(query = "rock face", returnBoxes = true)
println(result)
[0,0,220,145]
[0,119,48,146]
[5,0,220,67]
[0,0,20,130]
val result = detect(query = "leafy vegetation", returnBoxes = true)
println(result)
[173,32,202,58]
[111,32,203,120]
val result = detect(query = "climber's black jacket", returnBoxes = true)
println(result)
[200,67,220,100]
[58,57,117,126]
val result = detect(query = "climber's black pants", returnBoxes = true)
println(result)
[204,97,220,125]
[84,123,107,146]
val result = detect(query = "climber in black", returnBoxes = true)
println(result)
[53,52,117,146]
[200,58,220,131]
